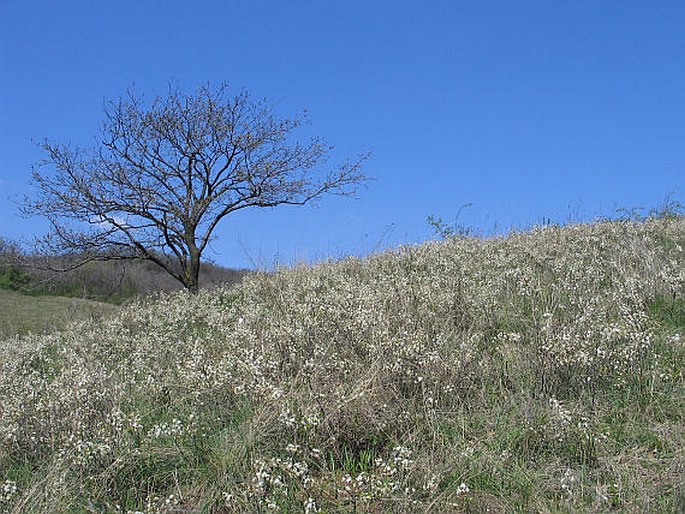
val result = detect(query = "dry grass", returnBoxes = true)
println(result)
[1,218,684,513]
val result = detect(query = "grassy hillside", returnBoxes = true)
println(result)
[0,289,116,340]
[1,218,684,513]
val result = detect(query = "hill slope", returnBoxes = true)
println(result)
[1,218,684,513]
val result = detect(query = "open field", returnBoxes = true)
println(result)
[1,218,684,513]
[0,289,117,340]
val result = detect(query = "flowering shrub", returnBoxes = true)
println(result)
[0,217,683,512]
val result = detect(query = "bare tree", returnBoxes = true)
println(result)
[25,83,367,292]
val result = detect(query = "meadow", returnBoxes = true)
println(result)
[0,289,116,340]
[1,217,684,513]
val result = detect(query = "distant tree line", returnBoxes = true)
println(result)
[0,236,246,302]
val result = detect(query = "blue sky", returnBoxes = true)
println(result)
[1,1,684,269]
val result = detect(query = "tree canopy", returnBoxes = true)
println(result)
[25,83,367,292]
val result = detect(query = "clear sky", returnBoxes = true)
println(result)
[1,1,684,269]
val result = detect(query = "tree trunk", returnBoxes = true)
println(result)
[186,250,200,293]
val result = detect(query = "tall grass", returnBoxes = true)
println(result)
[1,217,684,513]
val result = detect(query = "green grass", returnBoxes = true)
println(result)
[648,294,685,331]
[0,289,116,339]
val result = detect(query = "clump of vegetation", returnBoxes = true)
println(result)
[0,239,31,293]
[1,217,684,512]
